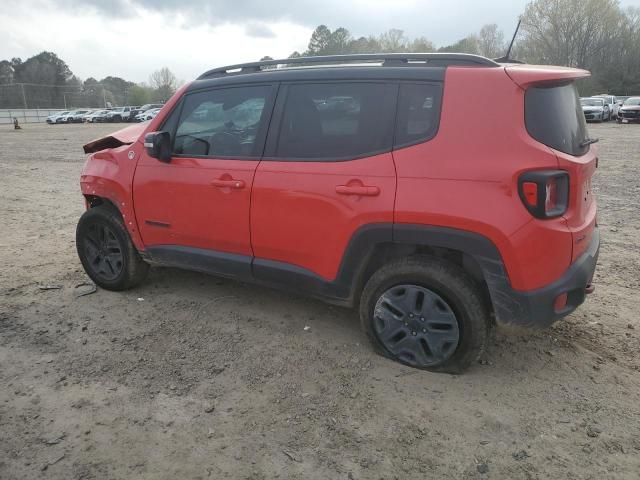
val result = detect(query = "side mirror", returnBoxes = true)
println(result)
[144,131,171,163]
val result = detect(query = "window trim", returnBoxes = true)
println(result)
[263,80,399,163]
[392,81,444,151]
[159,83,278,161]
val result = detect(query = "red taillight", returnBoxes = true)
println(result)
[522,182,538,207]
[518,171,569,219]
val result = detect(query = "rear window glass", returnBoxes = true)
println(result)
[275,82,396,160]
[525,83,589,156]
[395,83,442,147]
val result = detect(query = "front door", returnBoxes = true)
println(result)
[133,84,276,265]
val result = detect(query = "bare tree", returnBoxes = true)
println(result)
[519,0,623,69]
[149,67,177,102]
[477,24,505,59]
[378,29,408,52]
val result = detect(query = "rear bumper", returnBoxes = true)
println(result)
[487,228,600,328]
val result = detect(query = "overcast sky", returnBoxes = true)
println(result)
[1,0,639,83]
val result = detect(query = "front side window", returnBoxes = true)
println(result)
[394,83,442,148]
[275,82,396,160]
[173,85,271,157]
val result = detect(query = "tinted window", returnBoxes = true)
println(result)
[395,83,442,147]
[525,84,589,156]
[173,85,271,157]
[276,83,396,160]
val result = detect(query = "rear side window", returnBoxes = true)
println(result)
[395,83,442,147]
[525,83,589,156]
[275,82,397,160]
[173,85,271,158]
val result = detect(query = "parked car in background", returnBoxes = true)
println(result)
[593,94,618,119]
[134,107,161,122]
[617,97,640,123]
[105,106,135,122]
[84,109,111,123]
[130,103,164,121]
[580,97,607,122]
[46,111,68,124]
[60,110,91,123]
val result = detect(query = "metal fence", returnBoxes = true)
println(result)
[0,83,126,110]
[0,108,67,124]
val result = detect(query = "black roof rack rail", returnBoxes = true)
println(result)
[197,53,499,79]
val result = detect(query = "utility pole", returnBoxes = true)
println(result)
[20,83,27,109]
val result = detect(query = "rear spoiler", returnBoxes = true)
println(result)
[505,65,590,89]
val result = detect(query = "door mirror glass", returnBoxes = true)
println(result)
[144,131,171,163]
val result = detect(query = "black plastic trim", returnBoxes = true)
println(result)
[517,170,570,219]
[189,67,446,94]
[142,224,599,328]
[489,228,599,328]
[146,246,252,280]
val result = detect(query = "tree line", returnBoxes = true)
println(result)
[1,0,639,109]
[271,0,640,95]
[0,53,178,109]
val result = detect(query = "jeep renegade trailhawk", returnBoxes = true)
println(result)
[76,54,599,373]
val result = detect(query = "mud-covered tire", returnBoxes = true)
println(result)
[359,255,490,374]
[76,205,149,291]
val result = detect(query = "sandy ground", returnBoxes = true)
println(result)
[1,122,639,480]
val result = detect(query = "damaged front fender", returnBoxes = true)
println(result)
[83,122,147,154]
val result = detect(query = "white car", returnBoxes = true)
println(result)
[46,111,68,124]
[135,108,161,122]
[59,109,91,123]
[105,106,134,122]
[593,95,618,120]
[84,110,110,123]
[580,97,607,122]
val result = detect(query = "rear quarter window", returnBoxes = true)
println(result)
[394,83,442,148]
[525,83,589,156]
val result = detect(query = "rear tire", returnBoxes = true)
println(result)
[359,255,490,374]
[76,205,149,291]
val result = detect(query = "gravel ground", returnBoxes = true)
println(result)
[1,122,639,479]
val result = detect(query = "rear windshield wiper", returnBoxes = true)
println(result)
[580,137,599,148]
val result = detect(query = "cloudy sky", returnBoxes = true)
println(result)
[1,0,639,83]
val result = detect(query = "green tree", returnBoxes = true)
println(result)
[307,25,332,55]
[439,36,480,54]
[128,84,153,105]
[327,27,352,54]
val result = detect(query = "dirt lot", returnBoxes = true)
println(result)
[1,122,639,480]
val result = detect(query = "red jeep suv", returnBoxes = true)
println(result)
[77,54,599,373]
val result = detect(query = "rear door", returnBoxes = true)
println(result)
[133,84,276,259]
[250,81,398,283]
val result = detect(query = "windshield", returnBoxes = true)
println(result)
[526,83,590,156]
[623,97,640,106]
[581,98,604,107]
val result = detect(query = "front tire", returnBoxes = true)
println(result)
[359,256,490,374]
[76,205,149,290]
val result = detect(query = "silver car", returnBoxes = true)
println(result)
[593,94,618,120]
[580,97,607,123]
